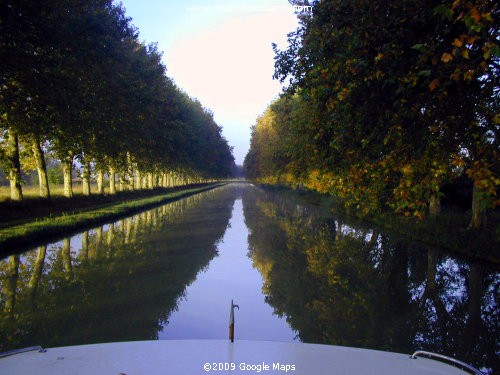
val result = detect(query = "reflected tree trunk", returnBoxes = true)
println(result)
[3,255,20,314]
[467,262,484,327]
[119,219,126,237]
[96,226,103,248]
[29,245,47,307]
[61,238,73,279]
[32,138,50,199]
[425,248,438,296]
[81,230,89,259]
[90,227,102,260]
[130,218,138,242]
[106,223,115,258]
[125,218,132,244]
[425,248,447,324]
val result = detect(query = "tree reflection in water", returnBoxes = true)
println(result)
[0,188,233,351]
[242,187,499,374]
[0,184,497,374]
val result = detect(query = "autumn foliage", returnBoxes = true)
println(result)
[245,0,498,227]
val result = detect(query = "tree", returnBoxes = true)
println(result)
[245,0,499,223]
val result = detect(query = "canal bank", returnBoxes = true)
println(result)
[256,184,499,264]
[0,183,225,254]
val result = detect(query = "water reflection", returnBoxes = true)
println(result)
[242,187,499,374]
[0,184,498,374]
[0,188,233,351]
[159,196,295,341]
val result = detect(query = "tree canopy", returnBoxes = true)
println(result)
[1,0,234,200]
[245,0,498,227]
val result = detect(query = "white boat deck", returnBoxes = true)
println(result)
[0,340,471,375]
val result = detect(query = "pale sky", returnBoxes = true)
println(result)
[118,0,301,164]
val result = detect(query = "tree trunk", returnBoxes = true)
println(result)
[135,170,141,190]
[82,161,91,196]
[148,173,154,189]
[6,130,23,201]
[126,152,134,190]
[62,154,73,198]
[97,169,104,194]
[129,172,135,191]
[118,174,124,192]
[468,184,487,229]
[32,138,50,199]
[109,167,116,194]
[428,191,441,217]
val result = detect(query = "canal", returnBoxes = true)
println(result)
[0,183,498,373]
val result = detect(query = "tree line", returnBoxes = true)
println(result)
[0,0,234,201]
[244,0,498,228]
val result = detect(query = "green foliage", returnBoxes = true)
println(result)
[47,165,63,185]
[0,0,234,200]
[247,0,499,224]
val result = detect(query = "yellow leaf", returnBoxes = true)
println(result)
[461,49,469,59]
[452,38,463,48]
[482,12,493,22]
[467,35,478,45]
[441,52,453,63]
[464,70,474,80]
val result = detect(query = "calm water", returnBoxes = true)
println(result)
[0,183,498,373]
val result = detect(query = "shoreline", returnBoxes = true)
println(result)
[259,183,499,264]
[0,183,225,255]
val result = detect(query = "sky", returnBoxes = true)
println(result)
[118,0,303,165]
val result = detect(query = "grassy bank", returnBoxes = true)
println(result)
[0,183,224,254]
[260,183,499,264]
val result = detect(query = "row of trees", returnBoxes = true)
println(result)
[244,0,498,228]
[0,0,234,201]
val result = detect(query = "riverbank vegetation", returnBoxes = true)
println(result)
[0,1,234,203]
[244,0,498,234]
[260,184,498,262]
[0,183,223,253]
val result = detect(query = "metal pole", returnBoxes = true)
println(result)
[229,299,239,342]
